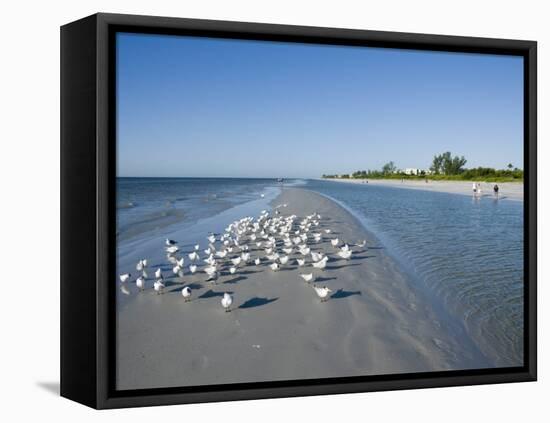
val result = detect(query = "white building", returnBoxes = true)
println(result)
[404,168,432,175]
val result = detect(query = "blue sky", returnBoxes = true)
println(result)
[117,33,523,178]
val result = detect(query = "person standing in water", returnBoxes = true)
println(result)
[472,182,477,195]
[493,183,500,197]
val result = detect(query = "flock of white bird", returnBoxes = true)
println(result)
[119,203,366,312]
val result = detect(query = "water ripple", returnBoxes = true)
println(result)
[306,179,524,367]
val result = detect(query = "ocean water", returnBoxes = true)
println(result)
[304,179,524,368]
[116,177,524,368]
[117,177,284,242]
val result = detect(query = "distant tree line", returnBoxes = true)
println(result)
[321,152,523,182]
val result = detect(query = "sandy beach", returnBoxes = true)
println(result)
[116,187,491,390]
[325,178,524,201]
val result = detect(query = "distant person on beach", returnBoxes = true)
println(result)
[493,184,499,197]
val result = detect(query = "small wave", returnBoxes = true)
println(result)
[117,208,186,242]
[117,201,136,209]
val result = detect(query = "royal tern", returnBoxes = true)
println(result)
[300,273,314,283]
[314,285,332,302]
[119,273,131,283]
[181,286,192,302]
[221,292,233,312]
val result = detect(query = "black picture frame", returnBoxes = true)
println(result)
[60,12,537,409]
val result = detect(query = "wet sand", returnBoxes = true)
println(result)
[116,188,491,390]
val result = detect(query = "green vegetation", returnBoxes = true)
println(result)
[321,152,523,182]
[429,152,467,175]
[381,161,397,175]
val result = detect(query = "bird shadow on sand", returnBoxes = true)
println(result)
[238,297,278,309]
[223,276,247,285]
[316,276,337,283]
[239,269,262,275]
[185,282,204,290]
[331,289,362,299]
[326,263,361,270]
[168,282,203,293]
[165,279,184,287]
[199,289,233,299]
[279,266,298,272]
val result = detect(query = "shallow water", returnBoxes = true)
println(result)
[304,179,524,367]
[117,177,290,242]
[116,177,524,368]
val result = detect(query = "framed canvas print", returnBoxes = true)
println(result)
[60,13,537,409]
